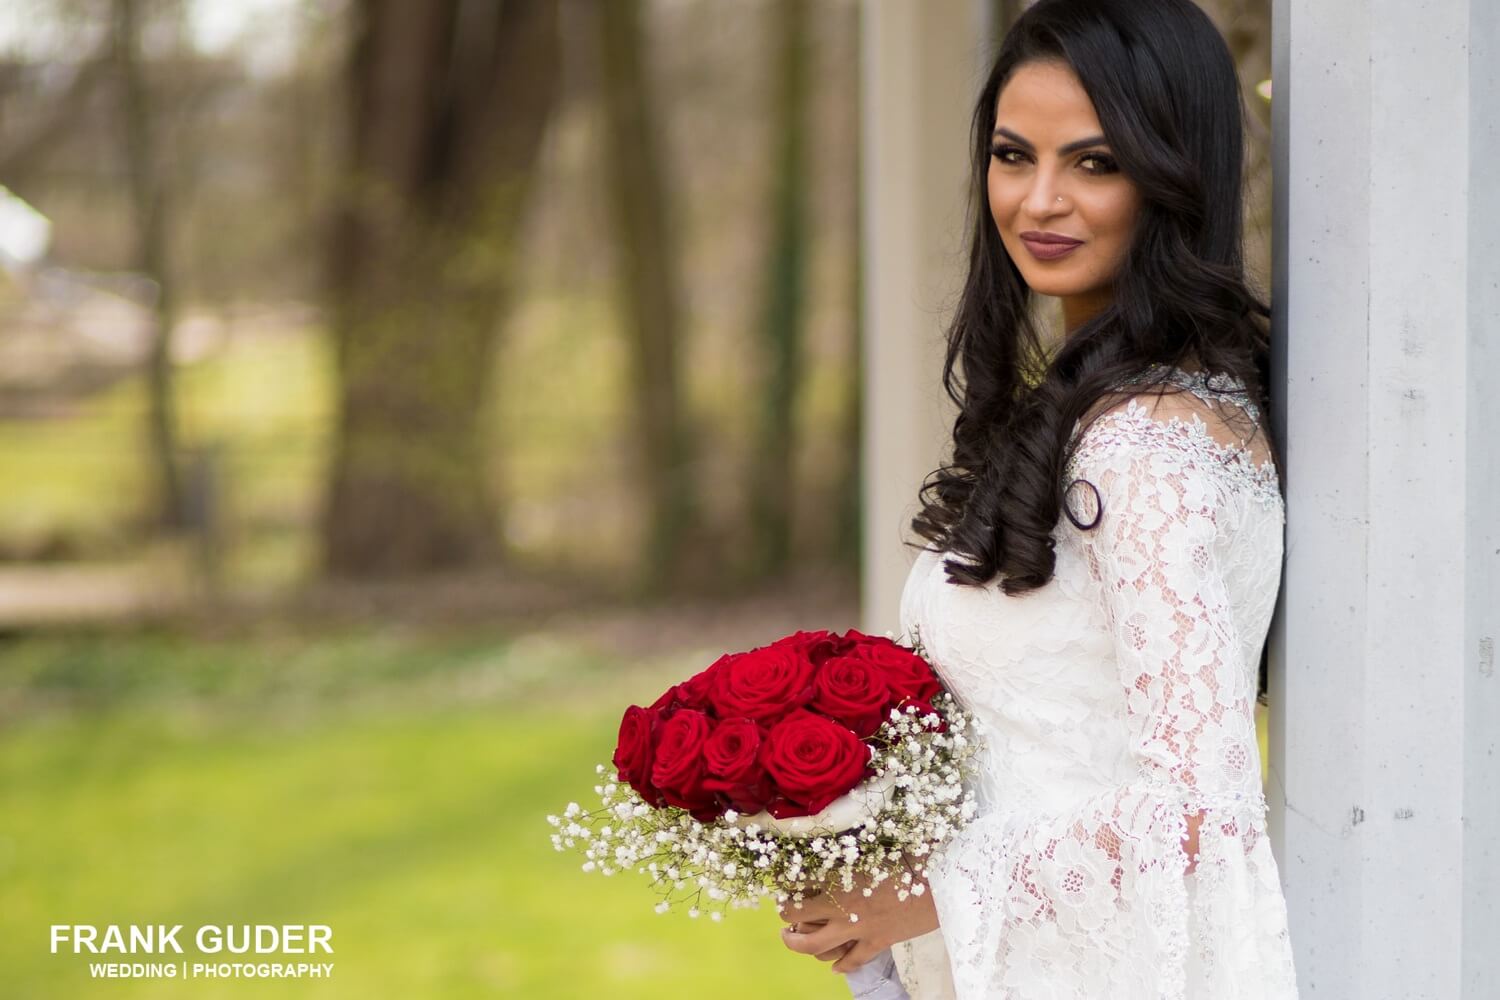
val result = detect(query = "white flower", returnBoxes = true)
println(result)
[548,693,980,922]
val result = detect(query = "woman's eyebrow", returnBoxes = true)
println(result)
[992,127,1108,155]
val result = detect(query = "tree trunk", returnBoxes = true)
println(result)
[834,0,863,573]
[1209,0,1273,288]
[992,0,1028,36]
[746,0,811,582]
[322,0,560,576]
[596,0,696,596]
[1,42,114,189]
[114,0,186,533]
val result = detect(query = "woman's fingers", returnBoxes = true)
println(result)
[779,894,838,924]
[781,922,854,957]
[815,942,855,963]
[777,890,822,911]
[831,940,881,975]
[778,890,857,963]
[791,918,829,934]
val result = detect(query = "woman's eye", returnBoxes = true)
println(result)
[989,145,1118,175]
[1079,153,1118,175]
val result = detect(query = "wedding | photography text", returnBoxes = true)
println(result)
[84,961,336,980]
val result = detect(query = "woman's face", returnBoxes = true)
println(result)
[988,59,1141,329]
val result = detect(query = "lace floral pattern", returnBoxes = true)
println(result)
[894,369,1299,999]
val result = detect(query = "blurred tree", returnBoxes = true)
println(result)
[745,0,810,582]
[322,0,561,576]
[991,0,1029,35]
[114,0,186,532]
[1204,0,1272,288]
[833,0,861,573]
[0,40,112,186]
[595,0,697,595]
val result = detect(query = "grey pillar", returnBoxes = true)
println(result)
[1268,1,1499,996]
[859,0,984,637]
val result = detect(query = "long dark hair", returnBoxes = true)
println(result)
[908,0,1281,594]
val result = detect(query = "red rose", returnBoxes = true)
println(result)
[649,709,719,820]
[709,645,817,724]
[613,705,664,806]
[845,636,942,705]
[760,709,872,818]
[702,718,763,782]
[650,655,730,714]
[770,629,856,665]
[809,655,891,738]
[701,718,774,814]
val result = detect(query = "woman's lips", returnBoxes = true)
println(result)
[1020,237,1082,261]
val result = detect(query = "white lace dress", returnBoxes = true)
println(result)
[890,367,1300,999]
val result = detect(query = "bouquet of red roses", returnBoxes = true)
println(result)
[547,626,978,924]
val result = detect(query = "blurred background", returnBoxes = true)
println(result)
[0,0,1269,996]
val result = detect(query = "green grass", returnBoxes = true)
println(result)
[0,325,333,583]
[0,297,636,585]
[0,378,149,549]
[0,618,1280,1000]
[0,630,840,999]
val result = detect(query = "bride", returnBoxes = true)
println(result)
[778,0,1300,996]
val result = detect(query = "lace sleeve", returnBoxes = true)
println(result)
[924,399,1298,999]
[1076,400,1266,826]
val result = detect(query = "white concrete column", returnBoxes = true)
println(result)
[1461,4,1500,993]
[859,0,985,635]
[1268,1,1499,996]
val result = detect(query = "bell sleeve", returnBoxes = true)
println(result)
[924,404,1299,1000]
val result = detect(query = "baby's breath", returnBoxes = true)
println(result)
[547,667,981,922]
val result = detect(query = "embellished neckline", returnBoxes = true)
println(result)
[1123,363,1252,399]
[1113,363,1263,426]
[1111,398,1280,500]
[1073,365,1282,508]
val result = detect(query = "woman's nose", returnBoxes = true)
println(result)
[1024,177,1066,215]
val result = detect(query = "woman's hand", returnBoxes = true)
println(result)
[778,874,940,974]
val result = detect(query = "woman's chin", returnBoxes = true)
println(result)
[1019,275,1085,298]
